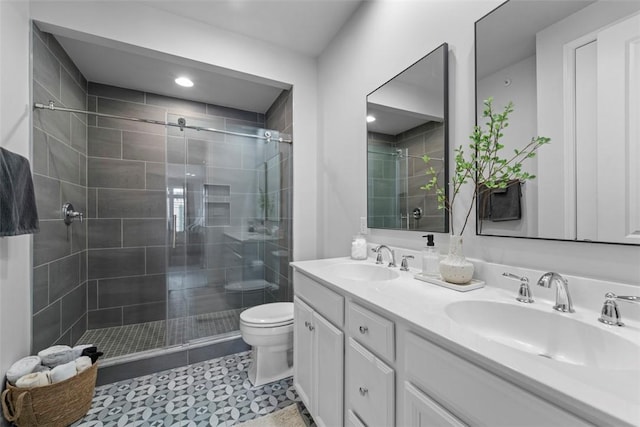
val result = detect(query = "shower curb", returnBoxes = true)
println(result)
[95,334,249,386]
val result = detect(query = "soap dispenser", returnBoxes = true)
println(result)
[421,234,439,277]
[351,234,367,260]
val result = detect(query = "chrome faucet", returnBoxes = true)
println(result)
[502,272,533,303]
[598,293,640,327]
[400,255,414,271]
[372,245,396,267]
[536,272,574,313]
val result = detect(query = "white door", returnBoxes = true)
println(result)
[595,13,640,243]
[314,312,344,427]
[293,297,314,410]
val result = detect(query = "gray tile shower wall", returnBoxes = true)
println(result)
[86,82,273,330]
[366,121,445,231]
[31,24,89,353]
[264,90,293,303]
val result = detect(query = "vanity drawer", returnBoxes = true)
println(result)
[347,338,395,427]
[404,332,591,426]
[348,301,394,362]
[294,270,344,327]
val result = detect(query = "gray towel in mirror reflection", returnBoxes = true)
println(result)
[478,180,522,222]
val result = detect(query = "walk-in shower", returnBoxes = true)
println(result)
[30,24,293,362]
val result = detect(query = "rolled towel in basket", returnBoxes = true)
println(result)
[32,364,50,373]
[6,355,41,384]
[72,344,94,359]
[15,371,51,388]
[75,356,92,374]
[38,345,74,367]
[50,360,76,383]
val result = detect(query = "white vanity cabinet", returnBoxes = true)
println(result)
[293,272,344,427]
[402,331,592,427]
[292,261,603,427]
[403,381,466,427]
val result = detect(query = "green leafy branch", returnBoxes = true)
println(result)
[421,98,550,235]
[258,188,273,217]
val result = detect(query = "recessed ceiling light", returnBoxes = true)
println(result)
[175,77,194,88]
[366,115,376,123]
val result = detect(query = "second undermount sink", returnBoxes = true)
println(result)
[445,300,640,370]
[329,262,400,282]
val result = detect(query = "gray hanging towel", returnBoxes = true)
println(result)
[477,180,522,222]
[0,147,40,236]
[489,180,522,221]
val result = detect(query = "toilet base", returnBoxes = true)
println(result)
[248,344,293,387]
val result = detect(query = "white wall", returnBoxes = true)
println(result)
[477,55,538,237]
[30,0,320,262]
[0,0,33,406]
[369,79,443,119]
[317,0,640,286]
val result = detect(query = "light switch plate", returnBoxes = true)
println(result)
[360,217,368,234]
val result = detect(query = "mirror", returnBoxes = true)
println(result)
[367,43,449,232]
[475,0,640,245]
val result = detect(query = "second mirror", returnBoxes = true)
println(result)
[366,43,449,232]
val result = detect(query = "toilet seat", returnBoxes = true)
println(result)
[240,302,293,328]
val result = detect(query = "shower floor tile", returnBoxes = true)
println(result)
[72,350,314,427]
[77,308,244,359]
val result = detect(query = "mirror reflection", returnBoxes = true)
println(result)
[367,43,449,232]
[476,0,640,244]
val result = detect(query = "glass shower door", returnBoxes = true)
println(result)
[165,113,282,345]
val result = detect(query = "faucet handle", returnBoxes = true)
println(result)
[371,247,384,264]
[598,292,640,327]
[400,255,414,271]
[502,272,533,303]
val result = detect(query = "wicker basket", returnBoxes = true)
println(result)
[1,362,97,427]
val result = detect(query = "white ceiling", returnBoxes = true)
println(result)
[145,0,363,57]
[46,0,363,113]
[54,34,288,113]
[476,0,594,80]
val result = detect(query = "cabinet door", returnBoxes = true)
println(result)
[405,332,591,426]
[404,381,466,427]
[347,338,394,427]
[314,312,344,427]
[346,410,367,427]
[293,296,314,409]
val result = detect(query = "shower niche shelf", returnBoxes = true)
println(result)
[205,184,231,226]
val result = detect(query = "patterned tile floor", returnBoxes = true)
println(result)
[77,309,244,359]
[72,350,313,427]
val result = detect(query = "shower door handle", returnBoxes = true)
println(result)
[172,214,177,248]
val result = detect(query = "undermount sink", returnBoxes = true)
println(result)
[329,262,400,282]
[445,300,640,370]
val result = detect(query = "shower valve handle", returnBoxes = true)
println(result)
[62,202,84,225]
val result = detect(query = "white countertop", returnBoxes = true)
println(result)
[223,230,279,242]
[291,256,640,427]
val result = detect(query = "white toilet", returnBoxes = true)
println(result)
[239,302,294,387]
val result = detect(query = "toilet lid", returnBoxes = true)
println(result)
[240,302,294,327]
